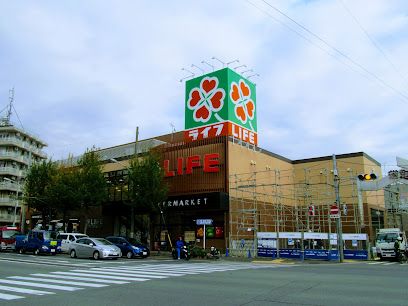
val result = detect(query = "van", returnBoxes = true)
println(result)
[0,226,21,251]
[57,233,89,253]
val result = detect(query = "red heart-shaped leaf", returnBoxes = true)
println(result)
[236,106,246,122]
[202,79,216,94]
[195,105,210,120]
[231,83,240,102]
[188,90,201,108]
[210,90,224,110]
[240,81,250,97]
[246,100,255,118]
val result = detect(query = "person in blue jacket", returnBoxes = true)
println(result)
[176,236,185,259]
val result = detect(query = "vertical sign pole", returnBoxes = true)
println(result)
[332,155,344,263]
[203,224,206,250]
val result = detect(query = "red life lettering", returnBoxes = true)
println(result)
[163,159,175,177]
[203,153,220,172]
[186,155,200,174]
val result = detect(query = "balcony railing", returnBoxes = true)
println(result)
[0,137,46,158]
[0,214,15,222]
[0,152,31,164]
[0,181,22,192]
[0,166,25,177]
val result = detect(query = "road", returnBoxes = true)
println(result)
[0,252,407,306]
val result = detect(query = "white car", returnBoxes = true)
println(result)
[57,232,89,253]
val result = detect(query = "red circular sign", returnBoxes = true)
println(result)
[330,204,339,215]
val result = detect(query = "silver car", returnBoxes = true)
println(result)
[69,237,121,260]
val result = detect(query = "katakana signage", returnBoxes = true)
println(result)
[184,67,257,145]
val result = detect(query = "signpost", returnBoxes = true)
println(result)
[330,204,339,219]
[196,219,213,250]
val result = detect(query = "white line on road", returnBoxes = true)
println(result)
[0,279,81,291]
[51,271,149,282]
[0,284,54,295]
[0,292,24,300]
[8,276,108,288]
[31,273,129,284]
[85,269,169,278]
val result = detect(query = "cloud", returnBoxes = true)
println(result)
[0,0,407,172]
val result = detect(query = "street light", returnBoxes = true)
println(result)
[3,177,20,227]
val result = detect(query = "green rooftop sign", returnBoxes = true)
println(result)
[184,67,257,145]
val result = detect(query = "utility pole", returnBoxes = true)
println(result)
[332,154,344,263]
[130,127,139,239]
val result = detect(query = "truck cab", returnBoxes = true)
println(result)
[15,230,62,255]
[0,226,21,252]
[375,228,407,260]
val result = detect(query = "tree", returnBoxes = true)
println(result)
[127,150,168,239]
[23,160,58,229]
[47,165,82,231]
[77,147,107,234]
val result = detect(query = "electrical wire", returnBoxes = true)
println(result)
[246,0,408,104]
[339,0,408,88]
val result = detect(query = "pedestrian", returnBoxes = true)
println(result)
[176,236,184,260]
[394,237,403,263]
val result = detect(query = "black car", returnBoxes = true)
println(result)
[105,236,150,259]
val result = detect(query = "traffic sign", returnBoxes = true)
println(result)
[196,219,213,225]
[330,204,339,218]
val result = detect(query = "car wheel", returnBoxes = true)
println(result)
[126,251,133,259]
[93,251,100,260]
[34,249,40,255]
[70,250,77,258]
[18,248,24,254]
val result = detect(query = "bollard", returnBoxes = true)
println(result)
[225,248,229,257]
[248,249,251,259]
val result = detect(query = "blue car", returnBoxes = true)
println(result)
[105,236,150,259]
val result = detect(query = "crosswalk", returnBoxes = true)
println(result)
[0,262,292,301]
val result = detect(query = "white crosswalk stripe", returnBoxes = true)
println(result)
[0,292,24,300]
[0,262,290,301]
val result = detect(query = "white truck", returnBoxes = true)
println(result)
[375,228,407,260]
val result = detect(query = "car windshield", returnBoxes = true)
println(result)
[2,230,20,238]
[128,238,142,245]
[94,238,114,246]
[376,233,399,242]
[43,231,58,240]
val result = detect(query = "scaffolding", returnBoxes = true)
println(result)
[228,167,365,257]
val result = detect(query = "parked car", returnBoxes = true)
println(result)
[105,236,150,259]
[0,226,21,252]
[57,232,89,253]
[15,230,61,255]
[69,237,121,260]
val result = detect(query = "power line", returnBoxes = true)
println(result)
[246,0,408,104]
[339,0,408,88]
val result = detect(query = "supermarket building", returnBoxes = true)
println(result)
[69,68,385,258]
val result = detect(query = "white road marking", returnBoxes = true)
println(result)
[31,273,129,284]
[8,276,107,288]
[51,271,149,281]
[0,292,23,300]
[0,284,54,295]
[0,279,81,291]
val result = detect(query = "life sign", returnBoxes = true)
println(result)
[163,153,220,177]
[184,67,257,145]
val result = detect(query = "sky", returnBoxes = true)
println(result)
[0,0,407,173]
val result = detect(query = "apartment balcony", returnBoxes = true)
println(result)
[0,137,46,158]
[0,152,31,165]
[0,197,20,208]
[0,166,25,177]
[0,213,16,223]
[0,181,21,192]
